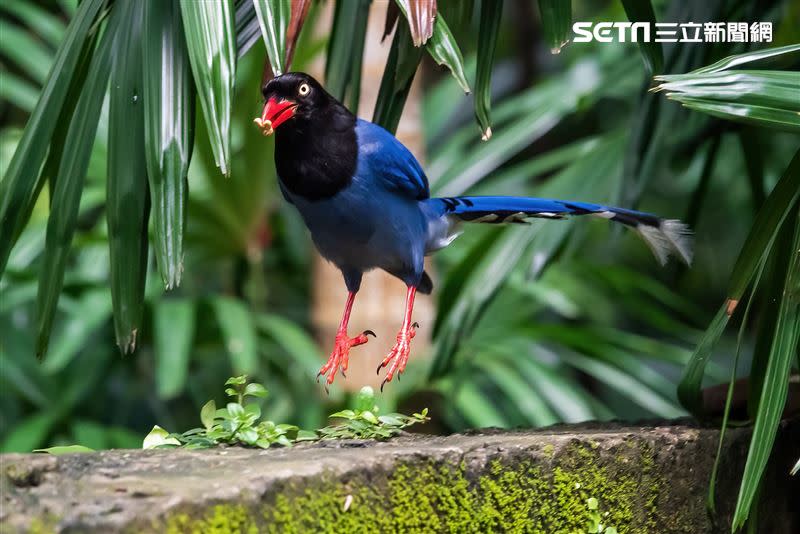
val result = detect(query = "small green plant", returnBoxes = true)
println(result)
[143,377,429,450]
[143,376,311,449]
[317,386,429,440]
[585,496,618,534]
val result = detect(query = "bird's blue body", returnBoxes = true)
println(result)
[281,120,431,292]
[260,72,691,387]
[281,119,690,294]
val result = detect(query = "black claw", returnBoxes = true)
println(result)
[380,378,388,392]
[324,385,330,395]
[363,329,376,338]
[396,372,400,382]
[316,372,322,383]
[376,363,384,375]
[340,369,347,379]
[412,322,420,329]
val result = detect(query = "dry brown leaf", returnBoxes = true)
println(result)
[382,1,400,42]
[285,0,313,70]
[396,0,437,47]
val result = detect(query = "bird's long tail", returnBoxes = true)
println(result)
[430,196,692,265]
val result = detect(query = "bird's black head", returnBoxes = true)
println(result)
[257,72,358,201]
[256,72,341,135]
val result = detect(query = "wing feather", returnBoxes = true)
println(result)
[355,119,429,200]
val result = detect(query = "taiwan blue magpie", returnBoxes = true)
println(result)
[255,72,692,390]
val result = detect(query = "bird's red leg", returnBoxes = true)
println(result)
[377,286,418,391]
[317,291,374,386]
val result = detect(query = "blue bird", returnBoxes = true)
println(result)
[256,72,692,389]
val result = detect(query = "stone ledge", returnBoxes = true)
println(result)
[1,420,798,533]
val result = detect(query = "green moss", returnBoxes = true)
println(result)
[263,481,390,533]
[157,441,666,534]
[165,505,258,534]
[27,516,58,534]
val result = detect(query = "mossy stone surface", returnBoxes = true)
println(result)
[2,421,799,533]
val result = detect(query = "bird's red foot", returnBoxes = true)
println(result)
[317,330,375,386]
[376,322,419,391]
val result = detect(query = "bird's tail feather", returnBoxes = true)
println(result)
[432,196,692,265]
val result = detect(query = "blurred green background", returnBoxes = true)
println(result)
[0,0,797,466]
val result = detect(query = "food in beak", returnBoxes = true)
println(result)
[254,97,297,136]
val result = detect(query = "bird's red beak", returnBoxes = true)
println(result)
[253,97,297,136]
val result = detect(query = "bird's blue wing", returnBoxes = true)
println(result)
[355,119,429,200]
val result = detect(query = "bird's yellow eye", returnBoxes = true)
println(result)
[298,83,310,96]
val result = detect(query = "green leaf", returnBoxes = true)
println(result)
[226,375,248,386]
[70,420,108,450]
[791,458,800,476]
[238,427,259,445]
[296,429,318,441]
[0,0,107,276]
[372,21,423,134]
[693,43,800,74]
[200,400,217,430]
[180,0,236,175]
[324,0,370,105]
[1,413,55,452]
[620,0,663,74]
[424,14,470,94]
[107,0,149,354]
[431,61,607,196]
[732,209,800,530]
[654,71,800,132]
[706,264,764,515]
[244,382,268,398]
[748,224,795,417]
[33,445,95,455]
[537,0,571,53]
[474,0,502,140]
[234,0,259,56]
[453,380,511,428]
[355,386,375,412]
[154,298,196,399]
[227,402,245,418]
[556,345,683,418]
[212,297,258,374]
[245,402,262,418]
[0,0,66,49]
[42,289,112,373]
[255,313,322,375]
[0,72,39,112]
[678,148,800,414]
[329,409,356,420]
[0,18,55,84]
[480,359,559,426]
[429,226,534,378]
[142,425,181,449]
[514,354,597,423]
[34,9,118,359]
[143,0,195,289]
[253,0,288,76]
[378,415,404,426]
[729,149,800,298]
[430,136,624,377]
[361,410,379,425]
